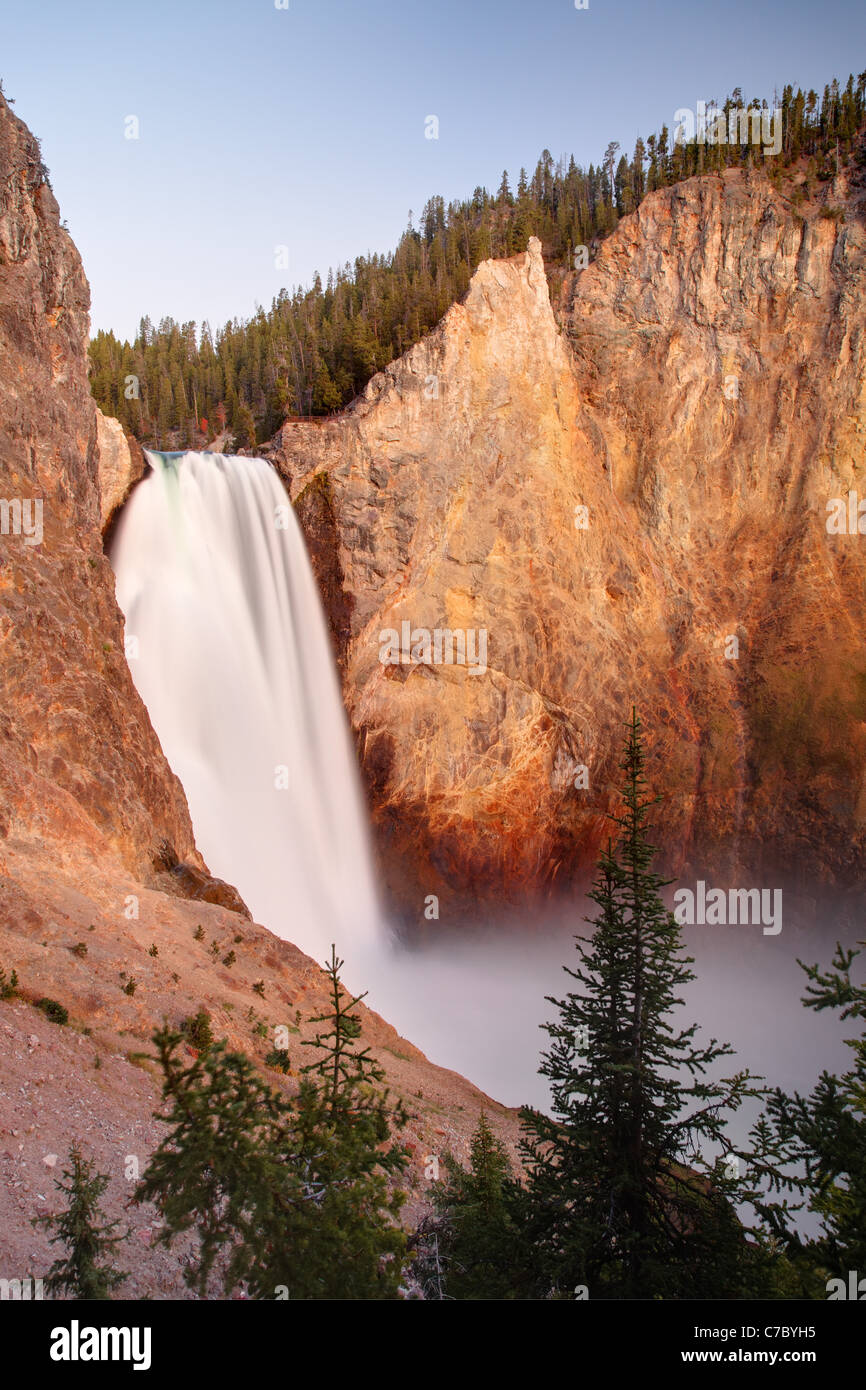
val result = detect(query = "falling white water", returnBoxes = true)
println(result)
[110,450,380,961]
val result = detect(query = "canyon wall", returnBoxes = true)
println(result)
[0,90,219,896]
[267,165,866,922]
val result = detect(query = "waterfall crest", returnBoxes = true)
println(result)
[110,450,380,958]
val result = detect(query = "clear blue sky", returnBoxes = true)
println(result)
[2,0,863,341]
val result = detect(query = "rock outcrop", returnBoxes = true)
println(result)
[268,165,866,921]
[0,90,215,892]
[96,409,146,530]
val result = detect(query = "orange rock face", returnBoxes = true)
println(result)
[0,90,201,885]
[267,167,866,921]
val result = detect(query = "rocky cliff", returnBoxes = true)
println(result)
[267,163,866,922]
[0,91,197,885]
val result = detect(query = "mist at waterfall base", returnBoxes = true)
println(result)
[110,453,859,1164]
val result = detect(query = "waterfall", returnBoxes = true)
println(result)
[109,452,589,1111]
[110,450,380,959]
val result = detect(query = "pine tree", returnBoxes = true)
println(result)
[134,1031,291,1295]
[414,1113,519,1299]
[603,141,620,206]
[135,947,408,1299]
[272,945,409,1299]
[517,709,785,1300]
[34,1145,127,1299]
[758,939,866,1285]
[234,402,257,450]
[86,75,866,447]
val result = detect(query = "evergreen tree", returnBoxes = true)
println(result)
[135,947,408,1299]
[414,1113,519,1300]
[34,1145,127,1299]
[759,940,866,1285]
[517,709,785,1300]
[234,402,257,450]
[279,945,409,1299]
[86,74,866,446]
[603,141,620,206]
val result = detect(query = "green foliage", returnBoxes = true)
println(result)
[193,925,205,942]
[33,1144,127,1299]
[759,940,866,1283]
[264,1048,292,1073]
[516,710,786,1300]
[0,965,19,1000]
[413,1114,521,1299]
[35,997,68,1025]
[180,1009,214,1054]
[135,946,408,1298]
[122,977,137,996]
[86,75,866,450]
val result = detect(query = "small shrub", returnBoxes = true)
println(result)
[252,980,266,998]
[71,943,88,959]
[193,925,205,942]
[222,950,236,968]
[148,944,158,958]
[0,966,19,1000]
[123,978,137,997]
[254,1021,268,1040]
[233,934,243,944]
[35,998,68,1025]
[264,1049,292,1074]
[181,1010,213,1053]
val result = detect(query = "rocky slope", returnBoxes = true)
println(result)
[266,164,866,924]
[0,838,518,1298]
